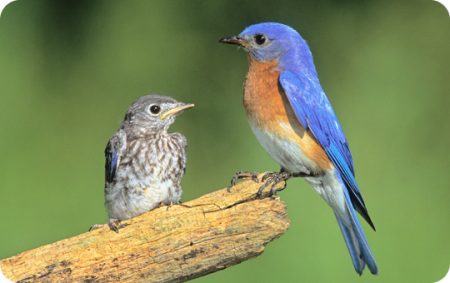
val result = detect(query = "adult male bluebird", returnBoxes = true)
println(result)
[220,22,378,275]
[103,94,193,231]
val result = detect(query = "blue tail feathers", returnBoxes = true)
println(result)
[336,186,378,275]
[335,214,366,274]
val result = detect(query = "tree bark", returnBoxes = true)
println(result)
[0,176,290,282]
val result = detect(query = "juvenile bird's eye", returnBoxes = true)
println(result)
[148,104,161,115]
[254,34,266,45]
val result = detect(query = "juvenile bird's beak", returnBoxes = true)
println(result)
[160,103,195,120]
[219,35,246,46]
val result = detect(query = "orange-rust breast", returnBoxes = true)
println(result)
[243,57,331,170]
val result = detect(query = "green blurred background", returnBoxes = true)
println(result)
[0,0,449,282]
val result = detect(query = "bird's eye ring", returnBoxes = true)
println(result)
[254,34,267,45]
[148,104,161,115]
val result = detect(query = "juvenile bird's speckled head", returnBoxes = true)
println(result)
[121,94,194,135]
[220,22,318,76]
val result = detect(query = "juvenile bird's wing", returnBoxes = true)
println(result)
[170,132,188,176]
[105,129,127,183]
[279,71,375,230]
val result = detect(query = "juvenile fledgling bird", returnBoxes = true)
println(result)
[220,23,378,275]
[104,94,193,231]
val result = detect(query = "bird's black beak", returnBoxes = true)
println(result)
[219,35,246,46]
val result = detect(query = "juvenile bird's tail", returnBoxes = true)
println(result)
[335,187,378,275]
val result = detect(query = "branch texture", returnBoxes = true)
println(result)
[0,176,289,282]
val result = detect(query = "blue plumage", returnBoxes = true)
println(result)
[339,173,378,274]
[221,22,378,275]
[279,71,375,225]
[275,26,378,274]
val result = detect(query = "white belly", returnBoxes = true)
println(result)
[249,121,347,214]
[305,169,348,219]
[105,173,181,221]
[249,121,318,174]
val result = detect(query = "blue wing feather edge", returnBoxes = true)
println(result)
[279,71,375,230]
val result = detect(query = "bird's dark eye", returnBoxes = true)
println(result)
[254,34,266,45]
[149,104,161,115]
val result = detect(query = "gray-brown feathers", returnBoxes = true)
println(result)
[104,94,192,221]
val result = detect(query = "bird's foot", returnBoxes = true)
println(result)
[88,224,104,232]
[228,170,260,192]
[108,218,127,233]
[88,219,127,233]
[157,200,184,211]
[256,171,291,198]
[165,201,180,211]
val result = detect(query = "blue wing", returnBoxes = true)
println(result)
[105,145,119,183]
[279,70,375,230]
[105,130,127,183]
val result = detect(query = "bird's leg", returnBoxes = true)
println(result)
[89,218,127,233]
[88,224,104,232]
[165,200,180,211]
[228,170,260,192]
[108,218,122,233]
[256,169,324,198]
[291,171,324,178]
[154,201,174,211]
[257,170,292,198]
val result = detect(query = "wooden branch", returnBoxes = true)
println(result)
[0,176,290,282]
